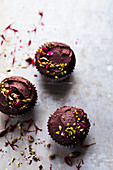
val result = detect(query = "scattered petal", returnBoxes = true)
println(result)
[39,11,43,18]
[4,23,13,31]
[41,22,44,26]
[80,142,96,148]
[76,159,84,170]
[0,34,6,41]
[28,40,31,46]
[1,40,4,45]
[12,57,15,65]
[64,156,72,166]
[19,45,23,48]
[21,65,27,68]
[4,23,18,32]
[32,27,37,32]
[10,28,18,33]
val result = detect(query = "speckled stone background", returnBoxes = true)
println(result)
[0,0,113,170]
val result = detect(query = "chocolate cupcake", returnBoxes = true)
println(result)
[35,42,76,81]
[0,76,37,116]
[47,106,90,147]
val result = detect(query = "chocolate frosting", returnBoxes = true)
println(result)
[0,76,37,116]
[35,42,76,80]
[48,106,90,146]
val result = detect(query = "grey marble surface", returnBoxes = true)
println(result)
[0,0,113,169]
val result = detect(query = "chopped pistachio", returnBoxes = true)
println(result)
[17,162,20,167]
[26,98,31,102]
[67,123,70,126]
[11,157,16,162]
[18,136,21,140]
[28,135,34,142]
[56,131,60,135]
[11,138,17,145]
[59,126,62,131]
[21,65,27,68]
[18,63,21,66]
[20,151,24,156]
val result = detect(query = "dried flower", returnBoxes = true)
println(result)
[0,34,6,41]
[39,11,43,18]
[4,23,18,32]
[32,27,37,32]
[1,40,3,45]
[10,28,18,32]
[6,138,16,150]
[64,156,72,166]
[4,23,13,31]
[41,22,44,26]
[28,40,31,46]
[12,57,15,65]
[76,159,84,170]
[80,142,96,148]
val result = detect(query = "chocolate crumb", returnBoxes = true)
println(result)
[39,165,43,170]
[47,143,51,148]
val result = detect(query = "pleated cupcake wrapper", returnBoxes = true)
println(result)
[47,114,90,148]
[1,83,38,117]
[35,61,75,82]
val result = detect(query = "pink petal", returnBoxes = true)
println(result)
[28,40,31,46]
[46,65,49,69]
[39,11,43,18]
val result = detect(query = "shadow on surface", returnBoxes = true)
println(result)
[39,74,78,97]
